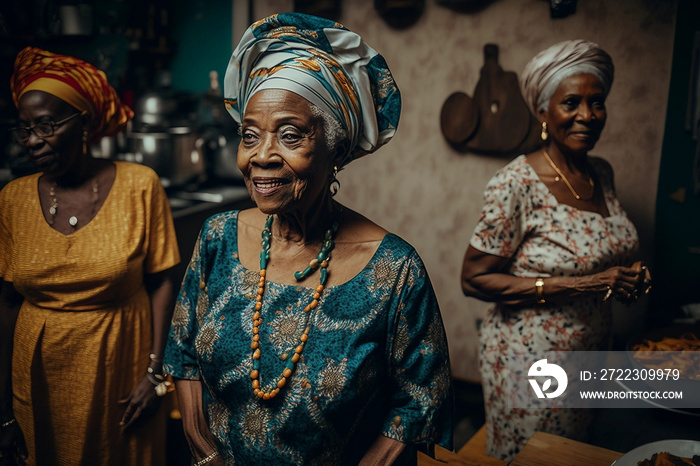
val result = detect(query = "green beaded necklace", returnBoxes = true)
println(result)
[250,214,340,400]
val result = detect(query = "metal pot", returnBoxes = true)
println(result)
[199,127,242,181]
[129,126,206,188]
[133,91,179,128]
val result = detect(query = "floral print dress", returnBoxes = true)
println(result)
[469,155,639,461]
[164,210,453,465]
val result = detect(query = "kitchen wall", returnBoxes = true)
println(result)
[250,0,677,382]
[169,0,233,93]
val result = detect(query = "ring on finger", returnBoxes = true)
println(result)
[603,287,613,302]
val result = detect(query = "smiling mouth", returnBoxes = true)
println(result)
[571,132,597,140]
[32,152,55,167]
[252,178,289,195]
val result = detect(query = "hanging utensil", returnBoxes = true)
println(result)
[440,91,479,146]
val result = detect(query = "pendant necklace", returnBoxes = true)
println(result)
[48,179,100,228]
[250,212,340,400]
[542,149,594,201]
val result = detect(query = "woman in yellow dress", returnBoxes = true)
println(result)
[0,47,180,465]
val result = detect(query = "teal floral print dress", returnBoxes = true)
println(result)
[164,211,453,465]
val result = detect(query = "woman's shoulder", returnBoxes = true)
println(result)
[336,208,388,244]
[203,209,241,229]
[336,208,422,258]
[587,155,615,187]
[482,154,538,197]
[491,154,534,182]
[114,161,160,184]
[0,172,40,200]
[588,155,613,175]
[380,232,422,263]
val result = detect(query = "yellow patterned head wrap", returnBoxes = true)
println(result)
[11,46,133,143]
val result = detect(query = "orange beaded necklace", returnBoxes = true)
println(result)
[250,214,339,400]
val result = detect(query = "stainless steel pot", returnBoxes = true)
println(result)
[199,127,242,181]
[129,126,205,188]
[133,91,179,128]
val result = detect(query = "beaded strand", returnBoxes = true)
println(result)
[250,214,339,400]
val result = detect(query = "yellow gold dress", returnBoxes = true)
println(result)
[0,161,180,465]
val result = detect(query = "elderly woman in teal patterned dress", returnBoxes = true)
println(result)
[164,13,453,466]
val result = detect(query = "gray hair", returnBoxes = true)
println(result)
[310,104,348,156]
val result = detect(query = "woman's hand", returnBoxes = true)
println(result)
[174,379,226,466]
[595,261,651,305]
[462,245,652,306]
[118,375,162,430]
[0,418,27,466]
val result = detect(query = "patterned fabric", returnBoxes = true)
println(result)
[519,39,614,115]
[164,211,453,465]
[11,46,133,143]
[0,162,180,465]
[224,12,401,163]
[469,155,638,461]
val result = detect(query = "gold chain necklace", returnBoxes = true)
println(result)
[250,214,340,400]
[542,149,594,201]
[48,179,99,228]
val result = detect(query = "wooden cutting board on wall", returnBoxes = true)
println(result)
[466,44,532,154]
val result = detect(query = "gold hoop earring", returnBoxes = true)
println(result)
[540,122,548,141]
[329,165,340,197]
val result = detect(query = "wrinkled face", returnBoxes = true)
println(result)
[540,73,607,155]
[16,90,85,177]
[238,89,336,214]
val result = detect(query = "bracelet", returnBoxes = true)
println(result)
[1,418,16,429]
[147,369,165,386]
[535,278,545,304]
[603,287,613,302]
[194,451,219,466]
[147,371,175,396]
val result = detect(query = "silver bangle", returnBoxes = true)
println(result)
[194,451,218,466]
[1,418,16,428]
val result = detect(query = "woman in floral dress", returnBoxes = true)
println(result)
[461,39,651,461]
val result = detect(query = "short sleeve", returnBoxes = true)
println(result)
[163,227,207,380]
[382,250,453,450]
[469,164,530,258]
[144,172,180,274]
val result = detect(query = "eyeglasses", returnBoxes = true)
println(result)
[10,112,83,143]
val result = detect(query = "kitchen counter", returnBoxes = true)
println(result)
[168,184,251,219]
[168,183,254,286]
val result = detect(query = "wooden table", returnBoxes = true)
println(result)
[510,431,623,466]
[417,425,505,465]
[418,425,623,466]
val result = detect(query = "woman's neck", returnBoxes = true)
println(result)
[48,155,105,188]
[272,197,341,246]
[546,143,589,173]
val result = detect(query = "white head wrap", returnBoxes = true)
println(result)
[519,39,614,115]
